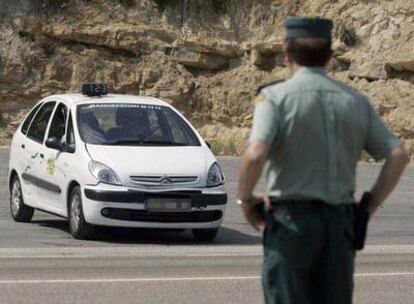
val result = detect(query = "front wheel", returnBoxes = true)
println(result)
[10,176,34,222]
[192,228,219,242]
[69,186,94,240]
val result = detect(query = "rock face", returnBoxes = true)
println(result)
[0,0,413,156]
[348,60,389,81]
[173,49,229,70]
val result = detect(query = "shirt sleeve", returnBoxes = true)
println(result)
[249,94,279,145]
[364,103,401,160]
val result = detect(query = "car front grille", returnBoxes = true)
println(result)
[130,175,198,186]
[101,208,222,223]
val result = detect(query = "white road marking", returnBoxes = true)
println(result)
[355,272,414,277]
[1,272,414,284]
[0,246,263,259]
[0,276,260,284]
[1,244,414,259]
[0,253,263,259]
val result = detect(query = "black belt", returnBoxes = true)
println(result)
[270,198,356,211]
[270,199,326,207]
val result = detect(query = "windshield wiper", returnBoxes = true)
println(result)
[102,139,188,146]
[142,140,188,146]
[101,139,143,145]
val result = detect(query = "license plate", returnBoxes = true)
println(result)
[145,199,192,212]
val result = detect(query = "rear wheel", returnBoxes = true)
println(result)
[10,175,34,222]
[69,186,94,240]
[192,228,219,242]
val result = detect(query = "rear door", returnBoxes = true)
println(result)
[23,101,56,209]
[11,102,43,199]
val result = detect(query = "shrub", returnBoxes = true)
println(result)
[18,31,35,42]
[339,27,358,47]
[209,138,240,156]
[212,0,229,14]
[33,0,70,12]
[119,0,134,8]
[154,0,181,12]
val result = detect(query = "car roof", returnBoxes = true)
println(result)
[42,94,170,108]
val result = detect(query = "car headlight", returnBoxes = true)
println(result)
[206,162,225,187]
[89,161,121,185]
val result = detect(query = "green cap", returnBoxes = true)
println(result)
[284,17,333,39]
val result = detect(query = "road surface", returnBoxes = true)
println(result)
[0,148,413,303]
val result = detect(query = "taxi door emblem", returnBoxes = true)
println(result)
[46,158,56,175]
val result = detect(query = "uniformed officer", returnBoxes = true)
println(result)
[237,17,409,304]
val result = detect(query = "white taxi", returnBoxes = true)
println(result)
[8,84,227,241]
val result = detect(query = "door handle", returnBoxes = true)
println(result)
[21,144,25,149]
[40,153,44,159]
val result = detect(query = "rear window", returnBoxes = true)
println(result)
[27,102,56,143]
[21,103,42,135]
[77,103,200,146]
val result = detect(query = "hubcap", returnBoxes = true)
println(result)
[70,194,81,232]
[11,180,22,216]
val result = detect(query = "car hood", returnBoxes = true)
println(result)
[86,145,208,188]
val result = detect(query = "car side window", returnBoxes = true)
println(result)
[66,112,76,153]
[47,103,68,142]
[21,103,43,135]
[27,102,56,144]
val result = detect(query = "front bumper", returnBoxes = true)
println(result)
[81,185,227,229]
[84,189,227,206]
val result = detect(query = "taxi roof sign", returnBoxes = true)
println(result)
[82,84,108,97]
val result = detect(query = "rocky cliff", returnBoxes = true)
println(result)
[0,0,413,156]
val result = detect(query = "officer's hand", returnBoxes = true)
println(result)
[241,197,265,232]
[259,194,273,211]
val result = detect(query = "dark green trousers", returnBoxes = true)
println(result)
[262,201,356,304]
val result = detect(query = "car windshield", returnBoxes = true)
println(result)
[77,103,200,146]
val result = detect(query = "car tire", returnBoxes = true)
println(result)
[192,228,219,242]
[10,175,34,222]
[68,186,94,240]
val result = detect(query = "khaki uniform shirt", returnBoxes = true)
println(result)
[250,67,401,205]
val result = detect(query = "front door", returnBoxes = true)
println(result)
[23,101,57,210]
[39,102,69,215]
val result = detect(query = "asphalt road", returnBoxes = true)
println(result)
[0,148,414,303]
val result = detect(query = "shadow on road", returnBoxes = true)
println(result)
[31,219,70,233]
[30,219,261,246]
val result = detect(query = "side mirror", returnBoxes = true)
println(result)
[46,137,63,151]
[205,141,211,149]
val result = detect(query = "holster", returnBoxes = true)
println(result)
[354,192,372,251]
[254,201,274,229]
